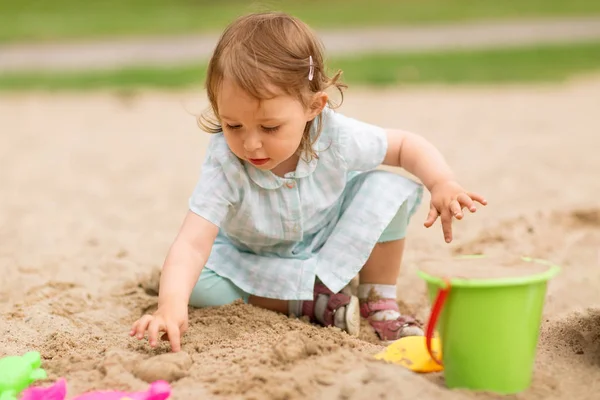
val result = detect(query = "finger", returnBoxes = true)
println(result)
[440,211,453,243]
[148,319,166,348]
[450,200,463,219]
[166,322,182,352]
[467,192,488,206]
[457,193,476,213]
[181,321,189,335]
[424,206,439,228]
[133,315,154,339]
[159,322,182,341]
[129,320,139,336]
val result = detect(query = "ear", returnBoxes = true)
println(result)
[306,92,328,121]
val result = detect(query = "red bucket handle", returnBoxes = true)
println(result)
[425,278,451,366]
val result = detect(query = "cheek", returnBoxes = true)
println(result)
[223,133,243,153]
[291,121,308,147]
[284,119,308,143]
[270,129,304,156]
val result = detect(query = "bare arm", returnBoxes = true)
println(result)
[382,129,487,242]
[382,129,454,190]
[131,210,219,351]
[159,210,220,308]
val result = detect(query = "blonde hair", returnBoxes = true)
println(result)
[198,12,347,160]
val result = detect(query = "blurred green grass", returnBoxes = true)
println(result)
[2,41,599,91]
[1,0,600,43]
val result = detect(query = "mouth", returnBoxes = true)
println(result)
[249,158,270,166]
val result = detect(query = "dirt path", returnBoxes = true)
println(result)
[1,16,600,72]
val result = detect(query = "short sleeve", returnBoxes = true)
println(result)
[327,109,388,171]
[188,136,241,227]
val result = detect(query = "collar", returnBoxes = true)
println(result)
[244,155,318,189]
[245,117,324,189]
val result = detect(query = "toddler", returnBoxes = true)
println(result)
[130,12,487,352]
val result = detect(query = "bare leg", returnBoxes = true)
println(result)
[359,239,405,285]
[358,238,423,340]
[246,240,405,315]
[248,296,288,314]
[249,290,360,337]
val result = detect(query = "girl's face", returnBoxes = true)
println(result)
[217,78,326,176]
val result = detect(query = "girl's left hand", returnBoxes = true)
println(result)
[424,180,487,243]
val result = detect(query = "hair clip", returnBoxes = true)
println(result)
[308,56,314,81]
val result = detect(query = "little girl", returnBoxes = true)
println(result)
[130,12,486,352]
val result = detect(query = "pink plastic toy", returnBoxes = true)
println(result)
[18,379,66,400]
[19,379,171,400]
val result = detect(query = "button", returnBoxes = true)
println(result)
[286,180,296,189]
[288,222,299,232]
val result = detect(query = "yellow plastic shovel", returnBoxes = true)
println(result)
[374,335,443,373]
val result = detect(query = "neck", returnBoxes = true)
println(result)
[271,153,300,177]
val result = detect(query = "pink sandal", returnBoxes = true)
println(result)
[301,283,360,336]
[360,299,424,343]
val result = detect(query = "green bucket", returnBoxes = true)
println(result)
[418,255,560,394]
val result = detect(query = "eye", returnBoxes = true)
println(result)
[261,125,280,133]
[225,124,242,130]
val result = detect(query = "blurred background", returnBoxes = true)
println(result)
[1,5,599,399]
[1,0,599,90]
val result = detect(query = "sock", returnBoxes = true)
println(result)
[358,283,402,321]
[358,283,397,299]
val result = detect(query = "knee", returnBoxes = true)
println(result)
[189,269,249,308]
[379,201,409,243]
[189,288,233,308]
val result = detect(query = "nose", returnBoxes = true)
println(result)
[243,131,262,152]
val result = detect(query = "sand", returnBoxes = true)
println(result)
[1,76,599,399]
[418,255,554,280]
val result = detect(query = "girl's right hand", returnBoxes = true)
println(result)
[129,303,189,352]
[130,211,218,352]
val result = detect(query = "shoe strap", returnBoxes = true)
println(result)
[360,299,399,317]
